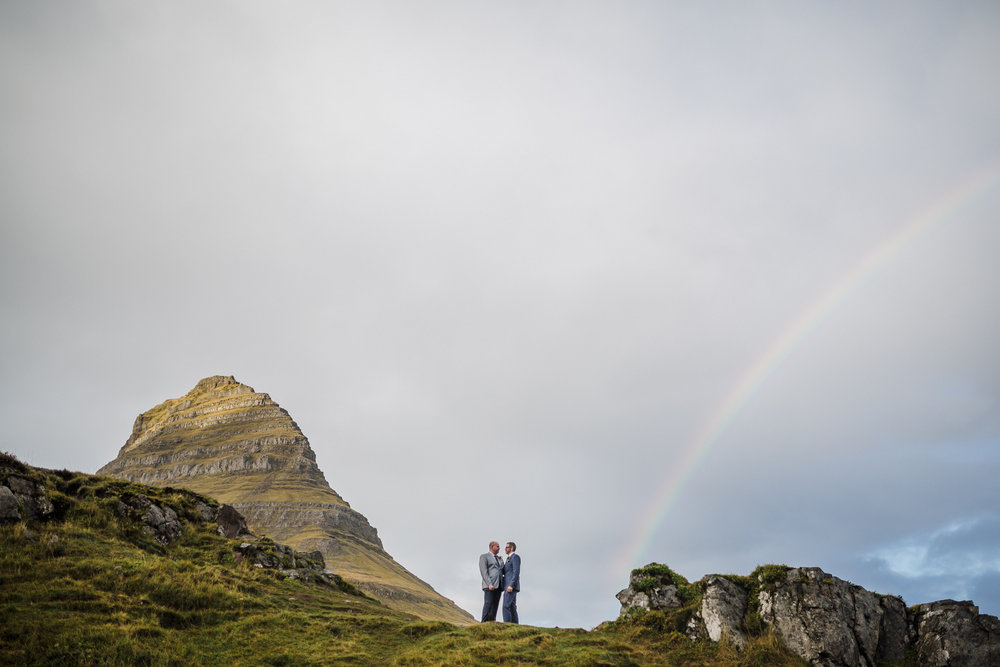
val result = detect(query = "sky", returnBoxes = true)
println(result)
[2,1,999,629]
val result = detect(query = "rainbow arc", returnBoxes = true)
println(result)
[612,162,1000,580]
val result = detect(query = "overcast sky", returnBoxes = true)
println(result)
[3,1,999,629]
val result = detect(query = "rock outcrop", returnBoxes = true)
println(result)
[615,563,685,613]
[111,491,252,545]
[616,563,1000,666]
[98,376,473,625]
[757,566,908,666]
[0,460,54,525]
[697,576,750,650]
[114,493,184,545]
[233,537,339,584]
[910,600,1000,666]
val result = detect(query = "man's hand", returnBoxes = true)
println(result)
[506,586,513,593]
[488,585,494,590]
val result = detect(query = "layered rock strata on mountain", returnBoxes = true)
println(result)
[617,563,1000,667]
[98,376,473,625]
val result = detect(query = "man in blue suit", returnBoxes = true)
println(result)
[502,541,521,624]
[479,540,503,622]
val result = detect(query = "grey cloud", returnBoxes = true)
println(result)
[864,515,1000,608]
[3,1,999,627]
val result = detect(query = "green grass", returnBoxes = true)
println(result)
[1,453,809,665]
[598,611,806,667]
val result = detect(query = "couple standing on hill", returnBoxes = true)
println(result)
[479,541,520,624]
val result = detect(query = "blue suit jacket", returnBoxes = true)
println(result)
[502,553,520,592]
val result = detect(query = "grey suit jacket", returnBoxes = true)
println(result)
[479,552,502,590]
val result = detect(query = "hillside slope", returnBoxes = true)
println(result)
[97,375,472,625]
[1,453,807,665]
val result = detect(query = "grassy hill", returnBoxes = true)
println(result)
[1,453,806,665]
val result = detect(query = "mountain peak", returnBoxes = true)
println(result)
[98,376,474,625]
[191,374,255,395]
[105,375,344,507]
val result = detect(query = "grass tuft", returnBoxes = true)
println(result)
[0,450,29,472]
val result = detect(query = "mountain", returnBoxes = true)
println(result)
[97,375,473,625]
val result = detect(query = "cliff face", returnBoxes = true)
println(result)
[616,563,1000,667]
[98,376,473,625]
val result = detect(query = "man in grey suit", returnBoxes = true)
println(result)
[479,540,503,622]
[502,541,520,624]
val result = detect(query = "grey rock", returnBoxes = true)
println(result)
[758,567,907,666]
[698,576,749,650]
[616,584,682,616]
[911,600,1000,667]
[0,485,21,524]
[876,594,909,663]
[5,476,34,495]
[235,539,329,583]
[612,563,1000,666]
[215,504,249,538]
[194,501,217,522]
[115,494,182,545]
[616,564,685,616]
[3,476,53,520]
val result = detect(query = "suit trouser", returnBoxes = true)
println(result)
[502,590,518,624]
[481,588,501,622]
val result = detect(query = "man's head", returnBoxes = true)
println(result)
[505,542,516,554]
[489,541,500,555]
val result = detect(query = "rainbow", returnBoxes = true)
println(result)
[612,162,1000,579]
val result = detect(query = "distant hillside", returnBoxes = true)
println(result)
[96,376,473,625]
[1,453,808,665]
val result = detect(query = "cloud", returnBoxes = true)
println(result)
[867,515,1000,605]
[2,1,999,628]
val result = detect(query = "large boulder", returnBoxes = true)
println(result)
[758,567,907,666]
[616,564,684,615]
[1,475,54,521]
[694,576,749,650]
[911,600,1000,667]
[215,503,250,538]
